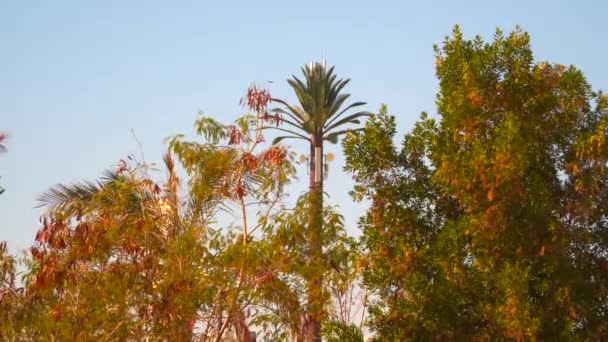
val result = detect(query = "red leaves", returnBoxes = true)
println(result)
[260,146,286,167]
[122,237,143,256]
[116,159,128,175]
[228,125,243,145]
[31,219,70,290]
[31,254,61,290]
[35,218,67,250]
[262,111,282,126]
[241,85,271,112]
[30,246,42,261]
[467,91,481,107]
[234,184,245,199]
[241,153,258,175]
[34,229,48,244]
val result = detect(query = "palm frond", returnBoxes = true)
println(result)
[270,107,304,125]
[272,116,305,131]
[272,62,367,143]
[327,93,351,118]
[323,128,364,144]
[271,100,310,122]
[37,179,103,212]
[326,79,350,109]
[262,127,310,141]
[324,112,372,132]
[37,170,121,212]
[326,101,366,125]
[272,135,310,145]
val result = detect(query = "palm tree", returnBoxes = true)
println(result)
[270,62,370,341]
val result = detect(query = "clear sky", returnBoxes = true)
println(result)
[1,0,607,251]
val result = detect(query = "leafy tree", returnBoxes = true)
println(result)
[251,194,358,341]
[0,85,360,341]
[0,241,25,339]
[271,62,370,341]
[2,86,297,340]
[321,320,364,342]
[344,27,608,340]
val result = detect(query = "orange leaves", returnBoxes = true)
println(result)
[260,145,286,167]
[35,218,67,250]
[565,162,581,176]
[487,186,495,202]
[241,152,258,175]
[539,245,546,256]
[467,90,481,107]
[231,146,288,199]
[30,246,42,261]
[31,254,61,291]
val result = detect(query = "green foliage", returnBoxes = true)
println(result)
[0,93,302,339]
[0,85,364,341]
[344,26,608,340]
[321,320,364,342]
[4,28,606,341]
[0,241,23,339]
[270,62,370,340]
[252,193,360,340]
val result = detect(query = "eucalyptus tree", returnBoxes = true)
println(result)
[271,62,370,341]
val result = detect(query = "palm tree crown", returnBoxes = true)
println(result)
[271,62,370,144]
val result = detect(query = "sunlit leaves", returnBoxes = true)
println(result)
[345,26,608,340]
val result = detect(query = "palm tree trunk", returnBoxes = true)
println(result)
[305,135,323,342]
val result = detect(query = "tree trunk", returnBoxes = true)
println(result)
[234,307,253,342]
[305,135,323,342]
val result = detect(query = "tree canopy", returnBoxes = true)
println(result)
[1,26,607,341]
[343,26,608,340]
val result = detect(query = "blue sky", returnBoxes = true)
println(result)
[1,0,607,251]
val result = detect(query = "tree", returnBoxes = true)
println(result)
[252,193,358,341]
[344,27,608,340]
[0,240,24,339]
[0,84,362,341]
[3,86,297,340]
[271,62,370,341]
